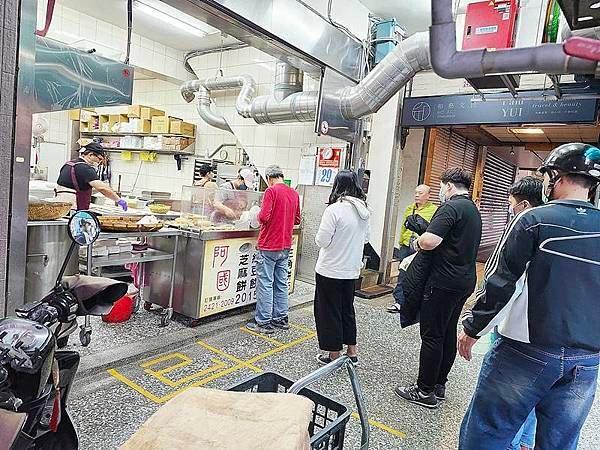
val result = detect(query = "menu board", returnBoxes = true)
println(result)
[199,235,299,318]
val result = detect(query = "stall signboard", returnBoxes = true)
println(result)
[199,235,299,318]
[401,89,600,127]
[316,147,343,187]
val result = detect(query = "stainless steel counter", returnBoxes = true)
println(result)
[25,220,78,305]
[145,228,300,322]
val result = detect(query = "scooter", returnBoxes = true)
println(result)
[0,211,127,449]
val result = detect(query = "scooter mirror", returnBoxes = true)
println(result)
[68,211,100,246]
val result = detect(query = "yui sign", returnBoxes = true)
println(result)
[401,89,599,127]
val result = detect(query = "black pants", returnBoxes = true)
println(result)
[314,272,357,352]
[417,285,470,394]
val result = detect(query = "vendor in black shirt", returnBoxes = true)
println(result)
[395,168,482,409]
[57,142,127,211]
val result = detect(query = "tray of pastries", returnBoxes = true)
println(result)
[98,216,164,232]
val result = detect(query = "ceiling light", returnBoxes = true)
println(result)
[510,128,545,135]
[133,0,208,37]
[592,2,600,9]
[578,16,595,22]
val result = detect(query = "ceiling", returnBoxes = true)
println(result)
[359,0,431,34]
[452,124,600,145]
[482,125,600,144]
[58,0,238,51]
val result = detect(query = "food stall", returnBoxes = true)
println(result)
[143,186,300,325]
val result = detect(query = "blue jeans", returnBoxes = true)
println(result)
[392,245,415,305]
[460,337,599,450]
[490,329,537,449]
[509,409,536,449]
[255,249,290,325]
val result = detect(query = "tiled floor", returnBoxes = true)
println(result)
[68,289,600,449]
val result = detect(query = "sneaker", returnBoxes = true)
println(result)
[271,318,290,330]
[394,384,438,409]
[316,354,333,365]
[246,320,275,335]
[434,384,446,401]
[386,303,402,313]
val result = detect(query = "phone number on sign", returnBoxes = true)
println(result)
[202,291,257,313]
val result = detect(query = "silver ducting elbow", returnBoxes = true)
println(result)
[251,91,318,124]
[196,88,232,133]
[339,31,431,119]
[181,80,202,103]
[273,63,303,101]
[235,74,256,118]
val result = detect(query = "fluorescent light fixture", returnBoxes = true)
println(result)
[592,2,600,9]
[578,16,595,22]
[510,128,545,135]
[133,0,210,37]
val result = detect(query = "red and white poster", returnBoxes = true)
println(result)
[316,147,343,186]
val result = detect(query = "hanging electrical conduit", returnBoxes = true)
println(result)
[180,31,431,132]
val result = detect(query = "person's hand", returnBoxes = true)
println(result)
[117,198,128,211]
[225,208,237,219]
[458,331,477,361]
[410,238,420,252]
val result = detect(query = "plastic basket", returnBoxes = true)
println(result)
[227,372,351,450]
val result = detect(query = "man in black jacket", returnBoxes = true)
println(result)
[395,168,482,409]
[458,143,600,450]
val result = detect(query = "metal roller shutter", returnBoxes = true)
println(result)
[427,128,479,205]
[479,152,517,248]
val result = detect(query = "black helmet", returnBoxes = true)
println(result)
[539,143,600,182]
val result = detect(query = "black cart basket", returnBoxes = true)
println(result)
[228,356,369,450]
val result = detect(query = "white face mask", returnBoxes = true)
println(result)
[438,184,447,204]
[508,205,515,220]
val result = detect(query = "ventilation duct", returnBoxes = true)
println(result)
[181,62,318,129]
[196,87,233,133]
[338,31,430,119]
[182,31,431,132]
[430,0,599,79]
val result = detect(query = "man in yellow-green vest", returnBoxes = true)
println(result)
[388,184,437,313]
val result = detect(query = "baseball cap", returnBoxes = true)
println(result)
[239,168,255,185]
[82,142,106,157]
[265,165,284,179]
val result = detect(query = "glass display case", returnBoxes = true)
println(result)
[168,185,263,232]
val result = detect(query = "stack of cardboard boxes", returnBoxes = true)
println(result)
[71,105,196,153]
[71,105,196,138]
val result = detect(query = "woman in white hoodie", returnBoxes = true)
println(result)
[314,170,370,365]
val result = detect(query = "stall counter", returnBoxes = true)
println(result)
[145,228,300,323]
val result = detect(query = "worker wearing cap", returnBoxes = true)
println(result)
[213,168,256,220]
[56,142,127,211]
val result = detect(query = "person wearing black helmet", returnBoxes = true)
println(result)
[56,142,127,211]
[458,143,600,450]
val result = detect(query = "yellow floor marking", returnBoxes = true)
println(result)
[351,412,407,439]
[239,326,285,346]
[245,331,317,365]
[140,352,191,369]
[146,358,228,388]
[107,368,165,404]
[288,322,315,333]
[196,340,263,373]
[108,324,316,406]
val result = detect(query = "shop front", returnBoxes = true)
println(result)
[401,85,600,254]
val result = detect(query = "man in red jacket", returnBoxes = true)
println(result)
[246,165,301,334]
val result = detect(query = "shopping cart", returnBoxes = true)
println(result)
[228,356,370,450]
